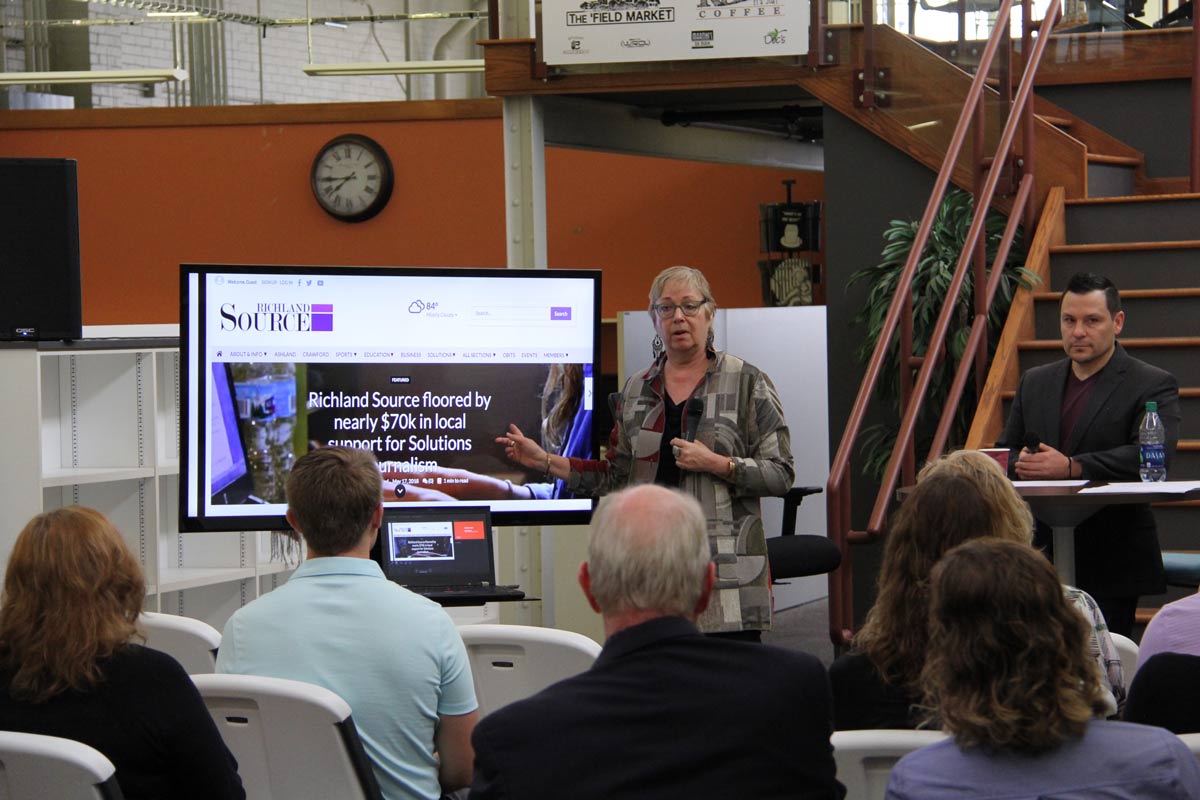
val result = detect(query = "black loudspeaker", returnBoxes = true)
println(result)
[0,158,83,341]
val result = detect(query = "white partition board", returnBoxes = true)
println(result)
[619,306,830,609]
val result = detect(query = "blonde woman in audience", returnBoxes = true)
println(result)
[927,450,1125,711]
[829,450,1124,730]
[0,507,244,800]
[886,539,1200,799]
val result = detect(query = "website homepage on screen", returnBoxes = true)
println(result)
[184,267,598,529]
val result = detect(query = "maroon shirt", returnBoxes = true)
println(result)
[1061,370,1100,450]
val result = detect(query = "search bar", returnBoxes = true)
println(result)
[471,306,573,324]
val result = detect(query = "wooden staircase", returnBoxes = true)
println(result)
[971,190,1200,623]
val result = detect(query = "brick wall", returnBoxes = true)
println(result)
[5,0,487,109]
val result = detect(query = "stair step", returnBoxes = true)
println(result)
[1034,288,1200,299]
[1087,153,1143,166]
[1018,338,1200,390]
[1038,114,1073,128]
[1087,160,1137,199]
[1050,240,1200,255]
[1019,337,1200,350]
[1155,497,1200,508]
[1046,242,1200,291]
[1002,387,1200,439]
[1032,289,1200,339]
[1065,194,1200,244]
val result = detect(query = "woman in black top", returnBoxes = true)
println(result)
[0,506,244,800]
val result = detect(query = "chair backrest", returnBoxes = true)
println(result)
[191,673,382,800]
[457,624,601,718]
[831,729,950,800]
[138,612,221,675]
[1176,732,1200,760]
[1109,631,1139,682]
[0,731,124,800]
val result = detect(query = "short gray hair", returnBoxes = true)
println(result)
[586,484,711,616]
[647,266,717,322]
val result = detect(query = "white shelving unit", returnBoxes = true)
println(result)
[0,329,300,631]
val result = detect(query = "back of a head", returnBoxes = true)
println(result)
[854,473,996,685]
[285,446,382,556]
[586,484,710,618]
[0,506,144,702]
[924,538,1104,753]
[919,449,1034,545]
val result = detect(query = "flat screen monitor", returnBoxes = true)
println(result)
[181,264,602,532]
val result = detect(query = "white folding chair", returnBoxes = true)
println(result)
[191,673,382,800]
[1177,732,1200,761]
[0,731,124,800]
[831,729,950,800]
[138,611,221,674]
[457,624,601,718]
[1109,631,1140,681]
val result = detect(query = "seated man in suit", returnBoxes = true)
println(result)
[216,446,478,800]
[999,271,1181,634]
[468,484,844,800]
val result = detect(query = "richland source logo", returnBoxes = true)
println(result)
[219,302,333,332]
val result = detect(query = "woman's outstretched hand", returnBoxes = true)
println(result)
[496,424,547,471]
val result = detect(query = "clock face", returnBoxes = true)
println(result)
[310,134,394,222]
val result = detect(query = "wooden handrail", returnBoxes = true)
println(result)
[825,0,1062,645]
[870,2,1062,535]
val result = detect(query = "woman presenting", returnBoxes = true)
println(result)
[500,266,795,640]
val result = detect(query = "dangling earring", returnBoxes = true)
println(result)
[652,334,663,359]
[706,328,715,352]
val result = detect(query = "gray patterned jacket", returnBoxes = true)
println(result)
[566,350,795,632]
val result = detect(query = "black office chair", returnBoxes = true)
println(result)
[767,486,842,583]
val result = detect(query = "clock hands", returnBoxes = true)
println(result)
[318,172,358,193]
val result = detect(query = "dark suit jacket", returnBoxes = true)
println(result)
[998,342,1180,596]
[828,651,920,731]
[1124,652,1200,734]
[468,616,844,800]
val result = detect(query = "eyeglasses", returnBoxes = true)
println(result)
[652,300,707,319]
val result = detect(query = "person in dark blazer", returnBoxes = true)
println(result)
[998,272,1181,634]
[1123,652,1200,734]
[467,484,844,800]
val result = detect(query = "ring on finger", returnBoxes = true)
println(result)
[672,445,681,458]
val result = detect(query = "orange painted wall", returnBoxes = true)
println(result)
[547,149,823,315]
[0,117,507,325]
[0,109,822,327]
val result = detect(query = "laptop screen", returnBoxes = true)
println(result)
[377,506,496,589]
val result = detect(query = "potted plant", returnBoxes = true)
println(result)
[848,189,1037,479]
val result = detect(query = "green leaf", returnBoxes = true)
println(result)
[850,189,1027,480]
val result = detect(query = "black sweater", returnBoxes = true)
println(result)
[0,644,244,800]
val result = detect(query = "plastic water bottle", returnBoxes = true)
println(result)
[1139,401,1167,482]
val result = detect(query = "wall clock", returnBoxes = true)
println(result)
[310,134,394,223]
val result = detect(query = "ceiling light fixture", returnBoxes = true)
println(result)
[302,59,484,77]
[0,68,189,86]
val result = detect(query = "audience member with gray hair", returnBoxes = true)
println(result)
[468,484,844,800]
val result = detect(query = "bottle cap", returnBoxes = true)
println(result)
[1146,401,1158,412]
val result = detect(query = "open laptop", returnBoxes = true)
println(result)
[374,505,525,605]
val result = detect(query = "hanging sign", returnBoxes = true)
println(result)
[542,0,809,65]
